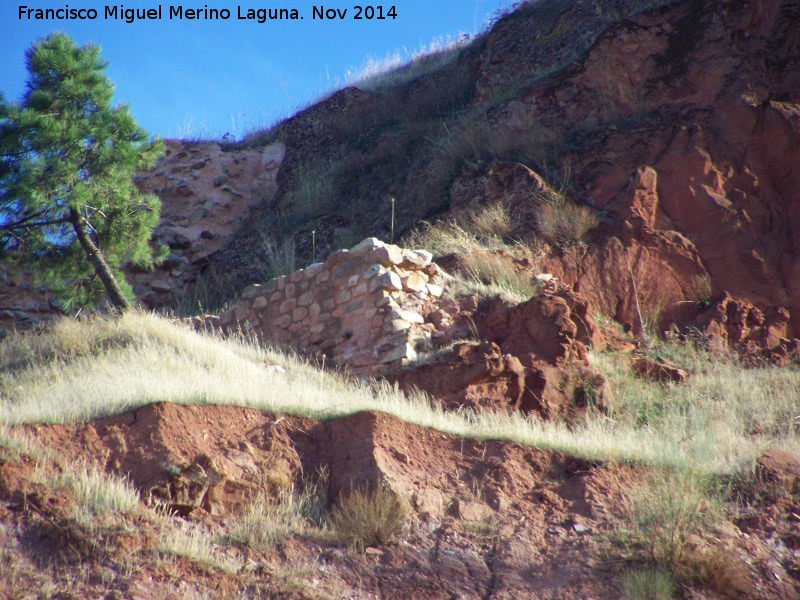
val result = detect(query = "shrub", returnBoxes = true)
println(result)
[623,567,677,600]
[260,233,297,280]
[534,192,598,247]
[330,484,408,551]
[624,468,717,568]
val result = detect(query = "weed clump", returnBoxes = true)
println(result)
[330,485,408,551]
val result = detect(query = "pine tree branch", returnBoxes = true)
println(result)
[0,208,69,231]
[0,216,71,231]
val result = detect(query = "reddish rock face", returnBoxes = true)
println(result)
[386,341,526,413]
[444,0,800,357]
[632,356,689,384]
[385,283,609,421]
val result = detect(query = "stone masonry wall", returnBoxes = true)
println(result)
[194,238,444,377]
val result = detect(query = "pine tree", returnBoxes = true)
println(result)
[0,33,165,311]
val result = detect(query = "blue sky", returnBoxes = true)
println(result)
[1,1,514,139]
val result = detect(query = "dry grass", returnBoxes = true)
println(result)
[157,520,242,574]
[450,252,541,305]
[405,203,541,304]
[0,311,798,481]
[618,466,758,599]
[622,567,677,600]
[343,35,470,93]
[534,193,599,247]
[221,476,330,551]
[0,311,798,596]
[330,485,408,551]
[51,463,140,516]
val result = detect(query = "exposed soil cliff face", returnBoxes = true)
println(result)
[5,404,798,599]
[447,0,800,345]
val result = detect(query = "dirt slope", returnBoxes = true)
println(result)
[3,403,797,599]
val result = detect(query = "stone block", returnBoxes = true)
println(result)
[413,249,433,267]
[279,298,296,314]
[349,237,384,254]
[398,249,428,269]
[353,282,368,296]
[289,270,305,283]
[387,319,412,332]
[351,351,377,368]
[337,290,352,304]
[392,308,424,324]
[426,284,444,298]
[368,244,404,267]
[334,261,357,280]
[376,295,394,307]
[150,278,172,293]
[292,307,308,322]
[423,263,440,278]
[234,303,250,321]
[343,299,364,314]
[242,284,261,299]
[253,296,268,310]
[347,274,359,288]
[297,291,314,307]
[328,249,349,264]
[270,291,283,302]
[305,263,324,278]
[323,298,335,311]
[363,264,383,279]
[369,270,402,292]
[264,279,278,293]
[380,343,418,364]
[316,270,330,283]
[285,283,296,297]
[276,314,292,328]
[309,303,321,319]
[219,310,233,325]
[277,276,286,291]
[323,320,342,338]
[402,273,428,293]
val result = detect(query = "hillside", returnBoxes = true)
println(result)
[1,0,800,598]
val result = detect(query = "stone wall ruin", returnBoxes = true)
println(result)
[194,238,445,377]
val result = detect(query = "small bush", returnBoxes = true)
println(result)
[330,484,408,551]
[623,567,677,600]
[624,468,717,568]
[259,234,297,280]
[534,193,598,247]
[469,202,514,238]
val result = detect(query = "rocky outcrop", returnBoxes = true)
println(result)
[632,356,689,384]
[386,342,527,413]
[128,139,285,309]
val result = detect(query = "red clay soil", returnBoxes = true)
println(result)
[0,403,797,599]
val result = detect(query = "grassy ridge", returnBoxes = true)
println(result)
[1,311,798,478]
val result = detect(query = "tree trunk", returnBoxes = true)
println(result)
[69,209,132,311]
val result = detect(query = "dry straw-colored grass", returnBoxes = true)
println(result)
[329,485,408,551]
[405,203,541,304]
[1,311,798,481]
